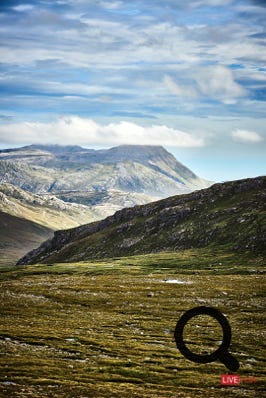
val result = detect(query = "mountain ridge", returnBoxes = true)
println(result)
[17,176,266,265]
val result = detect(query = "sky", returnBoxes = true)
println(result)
[0,0,265,181]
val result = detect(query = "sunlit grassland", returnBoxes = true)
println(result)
[0,249,265,397]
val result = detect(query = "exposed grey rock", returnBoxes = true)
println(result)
[0,144,212,198]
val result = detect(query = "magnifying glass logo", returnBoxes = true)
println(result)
[174,306,240,372]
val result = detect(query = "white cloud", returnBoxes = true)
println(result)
[163,66,246,104]
[231,129,264,143]
[13,4,35,12]
[0,116,204,148]
[195,66,246,103]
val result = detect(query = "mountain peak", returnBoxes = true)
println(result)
[110,144,166,152]
[104,144,173,163]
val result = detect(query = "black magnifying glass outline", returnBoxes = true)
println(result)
[174,306,240,372]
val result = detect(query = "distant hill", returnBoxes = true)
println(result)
[0,183,98,229]
[17,176,266,265]
[0,144,211,198]
[0,211,52,266]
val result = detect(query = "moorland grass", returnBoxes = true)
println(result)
[0,249,265,397]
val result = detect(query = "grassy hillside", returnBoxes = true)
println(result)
[0,250,265,397]
[18,176,266,265]
[0,211,53,267]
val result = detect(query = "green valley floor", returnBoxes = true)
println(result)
[0,249,265,397]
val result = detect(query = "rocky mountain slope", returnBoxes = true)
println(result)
[0,144,211,198]
[17,176,266,265]
[0,183,152,230]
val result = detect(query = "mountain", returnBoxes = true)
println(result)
[0,211,53,267]
[0,144,212,265]
[0,183,100,229]
[0,183,155,264]
[17,176,266,265]
[0,144,211,198]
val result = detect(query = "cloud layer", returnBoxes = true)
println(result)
[0,0,265,123]
[0,116,204,147]
[232,129,264,143]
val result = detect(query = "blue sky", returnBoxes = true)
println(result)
[0,0,265,181]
